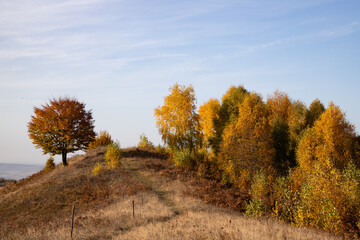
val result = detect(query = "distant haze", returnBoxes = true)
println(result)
[0,163,43,180]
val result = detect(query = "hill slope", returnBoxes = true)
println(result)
[0,147,344,240]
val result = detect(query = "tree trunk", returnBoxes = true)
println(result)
[62,151,68,166]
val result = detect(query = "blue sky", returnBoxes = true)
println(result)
[1,0,359,165]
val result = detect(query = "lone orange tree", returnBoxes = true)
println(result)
[28,97,96,166]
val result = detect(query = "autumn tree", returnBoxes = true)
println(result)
[219,92,275,184]
[297,103,356,173]
[154,83,200,152]
[293,103,359,231]
[212,85,248,152]
[267,90,292,124]
[271,117,291,174]
[28,97,95,166]
[198,98,220,154]
[306,98,325,127]
[287,100,308,164]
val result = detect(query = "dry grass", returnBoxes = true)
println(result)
[0,147,150,239]
[0,147,348,240]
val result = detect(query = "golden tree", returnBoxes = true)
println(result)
[294,103,360,232]
[306,98,325,127]
[198,98,220,153]
[154,83,200,151]
[212,85,248,152]
[28,97,95,166]
[266,90,292,124]
[287,100,308,163]
[297,103,356,173]
[219,92,275,184]
[288,100,308,142]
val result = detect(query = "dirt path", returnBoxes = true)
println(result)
[121,154,182,216]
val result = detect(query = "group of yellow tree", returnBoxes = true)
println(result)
[155,83,360,234]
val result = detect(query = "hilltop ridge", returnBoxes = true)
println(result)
[0,147,345,239]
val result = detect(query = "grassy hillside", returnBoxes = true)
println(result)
[0,147,347,239]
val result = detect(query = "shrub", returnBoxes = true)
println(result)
[271,175,299,222]
[92,162,103,176]
[44,156,55,172]
[294,163,342,231]
[104,141,122,168]
[154,144,168,155]
[88,131,112,149]
[173,148,193,169]
[245,169,275,218]
[173,148,203,170]
[246,199,267,218]
[249,170,270,203]
[138,133,154,150]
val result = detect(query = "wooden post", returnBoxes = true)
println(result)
[141,194,143,205]
[71,205,76,239]
[132,200,135,218]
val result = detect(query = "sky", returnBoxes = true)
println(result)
[1,0,359,165]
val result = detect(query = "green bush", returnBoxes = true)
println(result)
[246,199,267,218]
[104,141,122,168]
[271,175,299,222]
[173,148,193,168]
[44,156,55,172]
[173,148,203,170]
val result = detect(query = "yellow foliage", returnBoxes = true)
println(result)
[250,170,271,202]
[88,130,113,149]
[306,98,325,127]
[104,141,122,168]
[288,100,308,143]
[294,163,343,231]
[292,103,360,232]
[154,83,200,151]
[313,103,355,169]
[212,85,249,153]
[296,128,318,174]
[297,103,356,174]
[198,98,220,157]
[44,156,55,172]
[138,133,155,150]
[267,90,292,124]
[92,162,103,176]
[219,92,275,178]
[219,85,248,124]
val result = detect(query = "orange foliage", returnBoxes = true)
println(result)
[28,97,95,166]
[267,90,292,124]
